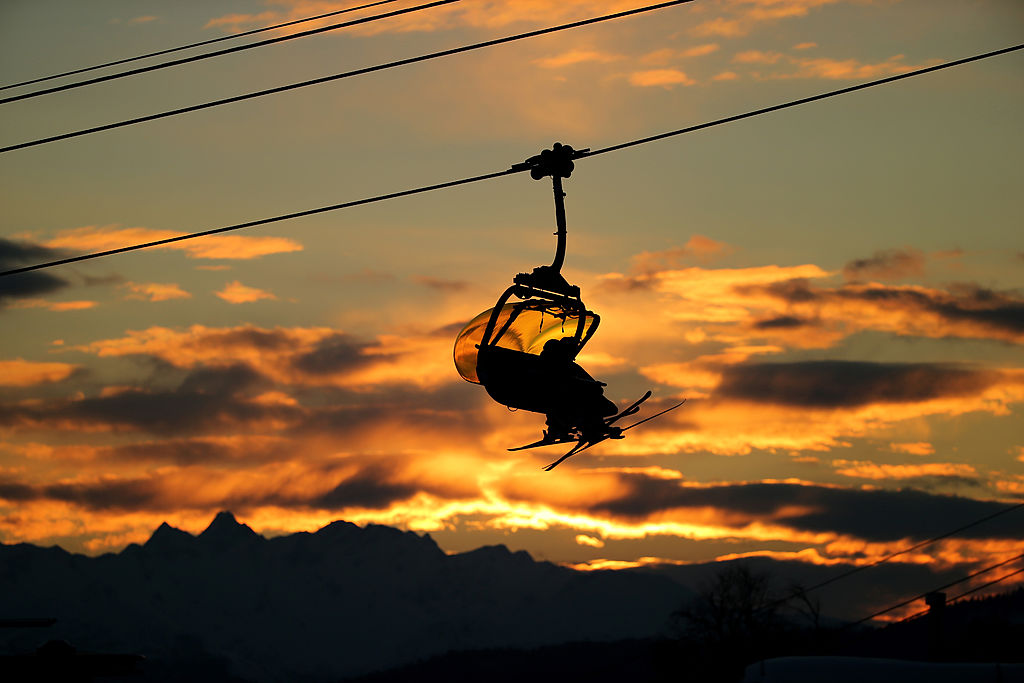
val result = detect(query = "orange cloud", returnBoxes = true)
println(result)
[10,299,98,312]
[566,556,686,571]
[46,226,302,261]
[640,44,719,65]
[533,49,623,69]
[831,460,978,481]
[890,442,935,456]
[741,0,840,20]
[575,534,605,548]
[204,1,654,38]
[0,359,77,386]
[599,263,831,322]
[1,457,1018,580]
[72,323,460,390]
[591,370,1024,457]
[630,236,736,273]
[76,325,332,368]
[994,477,1024,496]
[204,11,277,30]
[692,17,746,37]
[715,547,847,565]
[783,54,934,80]
[216,281,278,304]
[600,262,1024,346]
[680,43,720,57]
[692,0,841,36]
[628,69,696,88]
[733,49,784,64]
[123,281,191,302]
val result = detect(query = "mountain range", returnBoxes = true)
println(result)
[2,511,1003,682]
[0,512,690,681]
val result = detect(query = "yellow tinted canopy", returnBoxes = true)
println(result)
[453,302,596,384]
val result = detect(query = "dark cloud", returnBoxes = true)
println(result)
[177,363,266,396]
[715,360,997,407]
[843,248,925,281]
[743,278,819,303]
[412,275,469,292]
[199,327,295,351]
[836,284,1024,336]
[0,238,70,306]
[926,285,1024,335]
[79,272,124,287]
[311,269,395,285]
[577,478,1023,543]
[309,467,420,510]
[0,481,34,502]
[107,439,269,465]
[753,315,807,329]
[431,320,472,338]
[0,476,161,511]
[748,278,1024,340]
[595,275,655,293]
[0,455,451,513]
[291,333,378,375]
[291,383,488,440]
[0,364,297,435]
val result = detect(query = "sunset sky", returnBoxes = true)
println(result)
[1,0,1021,610]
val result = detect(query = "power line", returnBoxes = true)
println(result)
[1,41,1021,278]
[0,0,405,94]
[0,0,462,106]
[896,565,1024,624]
[0,0,697,155]
[847,552,1024,627]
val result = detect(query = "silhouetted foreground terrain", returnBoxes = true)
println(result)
[1,512,1020,682]
[344,589,1024,683]
[1,512,688,681]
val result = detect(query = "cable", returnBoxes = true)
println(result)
[778,499,1024,608]
[0,169,521,277]
[0,0,462,106]
[945,565,1024,602]
[581,43,1024,159]
[846,552,1024,627]
[0,0,697,155]
[1,41,1021,277]
[896,565,1024,624]
[0,0,404,93]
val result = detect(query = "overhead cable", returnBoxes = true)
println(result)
[896,565,1024,624]
[582,43,1024,159]
[0,0,405,94]
[0,0,698,155]
[1,41,1021,277]
[0,0,462,105]
[847,552,1024,627]
[776,498,1024,609]
[0,169,521,277]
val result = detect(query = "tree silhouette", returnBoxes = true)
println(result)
[668,563,785,682]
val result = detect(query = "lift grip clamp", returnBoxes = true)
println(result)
[510,142,590,179]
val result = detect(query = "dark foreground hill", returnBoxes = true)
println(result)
[3,512,1018,682]
[342,589,1024,683]
[0,512,690,682]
